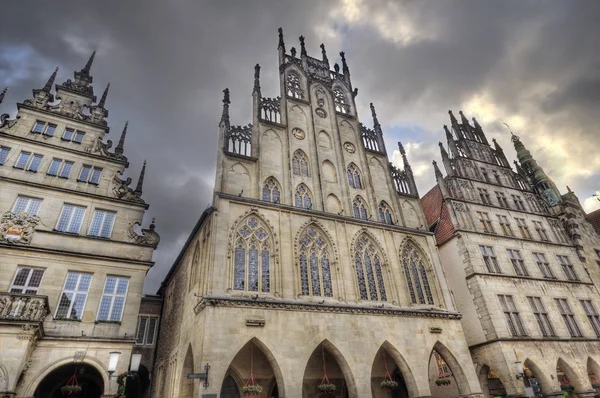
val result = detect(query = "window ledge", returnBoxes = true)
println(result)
[53,317,82,322]
[95,320,121,325]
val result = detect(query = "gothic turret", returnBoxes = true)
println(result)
[278,27,286,65]
[31,67,58,107]
[59,51,96,100]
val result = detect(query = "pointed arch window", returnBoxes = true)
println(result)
[333,88,350,114]
[292,150,309,177]
[295,184,312,209]
[262,177,281,203]
[232,216,271,293]
[378,201,393,224]
[298,226,333,297]
[286,72,303,99]
[354,235,387,301]
[433,351,451,378]
[401,243,434,305]
[353,196,368,220]
[347,163,362,189]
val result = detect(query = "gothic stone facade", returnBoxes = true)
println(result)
[153,30,483,398]
[421,111,600,398]
[0,55,158,397]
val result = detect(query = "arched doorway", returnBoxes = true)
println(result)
[522,359,551,397]
[302,341,355,398]
[34,363,104,398]
[220,339,280,398]
[370,345,413,398]
[557,358,581,397]
[479,365,507,398]
[428,349,460,397]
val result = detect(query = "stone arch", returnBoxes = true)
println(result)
[399,237,437,306]
[322,160,337,183]
[179,344,194,397]
[25,357,109,396]
[224,162,251,196]
[222,367,243,397]
[370,341,418,397]
[292,148,310,177]
[302,339,358,398]
[350,229,390,302]
[261,129,283,170]
[0,364,8,392]
[557,357,586,391]
[339,120,357,142]
[262,176,282,203]
[523,358,554,394]
[318,130,333,149]
[401,200,420,228]
[587,357,600,387]
[429,341,471,396]
[478,364,507,398]
[326,194,342,214]
[228,208,279,261]
[294,219,339,264]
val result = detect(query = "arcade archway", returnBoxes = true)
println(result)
[302,340,355,398]
[34,362,104,398]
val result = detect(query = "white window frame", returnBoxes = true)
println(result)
[12,196,43,216]
[15,152,44,172]
[47,159,74,178]
[62,128,85,143]
[55,272,93,320]
[136,316,159,345]
[0,146,11,165]
[88,209,117,238]
[31,120,57,136]
[78,165,103,184]
[96,276,129,322]
[9,266,45,294]
[55,204,87,234]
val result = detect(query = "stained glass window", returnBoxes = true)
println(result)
[378,201,393,224]
[293,150,309,176]
[401,242,435,305]
[353,196,368,219]
[433,351,450,377]
[295,184,312,209]
[297,226,333,297]
[347,163,362,189]
[354,235,387,301]
[262,177,281,203]
[232,216,271,293]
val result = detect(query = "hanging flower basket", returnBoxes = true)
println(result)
[560,384,574,392]
[318,383,336,394]
[242,343,262,396]
[435,378,452,386]
[592,382,600,389]
[61,385,82,395]
[380,379,398,391]
[242,385,263,396]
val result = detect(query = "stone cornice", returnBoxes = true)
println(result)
[465,271,594,286]
[469,336,600,350]
[194,296,463,320]
[17,102,110,133]
[453,227,575,249]
[217,192,433,236]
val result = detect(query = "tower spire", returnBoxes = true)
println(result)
[98,83,110,108]
[0,87,7,105]
[398,142,411,171]
[220,88,230,128]
[253,64,261,96]
[115,121,128,155]
[370,103,380,130]
[340,51,349,75]
[433,160,444,180]
[278,27,285,52]
[82,50,96,74]
[320,43,328,64]
[134,160,146,196]
[299,36,307,57]
[43,67,59,93]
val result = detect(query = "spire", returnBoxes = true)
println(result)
[398,142,411,171]
[82,51,96,74]
[115,121,128,155]
[472,117,482,131]
[320,43,329,64]
[278,27,285,52]
[448,110,459,127]
[290,47,297,58]
[253,64,261,95]
[443,124,453,141]
[299,36,307,57]
[439,141,449,158]
[492,138,503,152]
[340,51,349,75]
[221,88,230,128]
[43,67,59,93]
[433,160,444,180]
[98,83,110,108]
[134,160,146,196]
[0,87,7,104]
[370,103,380,129]
[334,63,340,73]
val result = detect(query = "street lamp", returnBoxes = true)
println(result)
[515,361,524,380]
[130,353,142,373]
[108,352,122,378]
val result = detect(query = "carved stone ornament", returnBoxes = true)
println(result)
[0,293,48,321]
[89,137,128,162]
[112,171,145,204]
[452,202,466,212]
[74,350,86,363]
[343,141,356,153]
[315,107,327,119]
[0,113,18,129]
[292,127,305,140]
[128,219,160,248]
[0,211,40,245]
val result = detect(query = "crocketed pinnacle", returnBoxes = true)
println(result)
[98,83,110,108]
[299,36,307,57]
[398,142,411,170]
[82,51,96,74]
[0,87,7,104]
[43,67,59,93]
[370,103,380,129]
[433,160,444,180]
[320,43,328,64]
[253,64,261,95]
[340,51,349,74]
[135,160,146,195]
[221,88,230,127]
[278,27,285,52]
[115,121,128,155]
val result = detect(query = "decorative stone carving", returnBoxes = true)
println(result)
[112,171,145,204]
[74,350,86,363]
[128,218,160,248]
[90,137,128,162]
[0,211,41,245]
[343,141,356,153]
[0,293,48,321]
[0,113,18,129]
[292,128,305,140]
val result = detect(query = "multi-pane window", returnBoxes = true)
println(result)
[507,249,528,276]
[9,267,45,294]
[557,255,578,281]
[496,192,510,208]
[88,210,117,238]
[298,225,333,297]
[0,146,11,165]
[533,252,554,278]
[532,220,549,241]
[47,159,74,178]
[286,72,303,99]
[480,246,501,273]
[477,212,495,233]
[292,150,309,177]
[333,88,350,114]
[527,296,555,337]
[550,220,569,244]
[347,163,362,189]
[515,218,532,239]
[31,120,57,137]
[497,215,514,236]
[481,168,490,182]
[378,201,393,224]
[493,170,502,185]
[498,295,527,336]
[295,184,312,209]
[353,196,368,220]
[62,128,85,143]
[233,216,271,293]
[97,276,129,321]
[354,235,387,301]
[12,196,42,216]
[512,195,526,211]
[555,298,582,337]
[136,316,159,345]
[262,177,280,203]
[15,151,43,172]
[55,272,93,320]
[581,300,600,338]
[78,165,103,184]
[516,177,528,190]
[56,204,86,233]
[401,242,435,305]
[478,188,491,204]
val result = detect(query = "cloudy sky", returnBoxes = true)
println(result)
[2,0,599,293]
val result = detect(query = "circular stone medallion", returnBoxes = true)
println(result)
[315,108,327,119]
[343,141,356,153]
[292,128,305,140]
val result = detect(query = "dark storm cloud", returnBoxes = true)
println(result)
[2,1,599,293]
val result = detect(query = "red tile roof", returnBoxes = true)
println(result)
[586,208,600,235]
[421,185,456,246]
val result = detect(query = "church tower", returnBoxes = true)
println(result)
[0,55,158,396]
[154,29,483,398]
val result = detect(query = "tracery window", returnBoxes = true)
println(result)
[347,163,362,189]
[333,88,350,114]
[298,226,333,297]
[232,216,271,293]
[378,201,393,224]
[292,150,309,177]
[354,235,387,301]
[286,72,303,99]
[401,242,435,305]
[353,196,368,220]
[262,177,281,203]
[295,184,312,209]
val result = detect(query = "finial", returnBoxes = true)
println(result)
[433,160,444,179]
[443,124,452,137]
[115,121,128,155]
[472,117,482,129]
[370,103,380,128]
[334,63,340,73]
[459,110,470,124]
[150,216,156,230]
[253,64,261,94]
[98,83,110,107]
[448,110,458,124]
[398,142,411,169]
[278,27,285,52]
[299,36,307,57]
[290,47,297,58]
[43,67,59,93]
[82,51,96,74]
[320,43,328,63]
[0,87,7,104]
[492,138,504,152]
[340,51,349,74]
[134,160,146,195]
[567,185,572,193]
